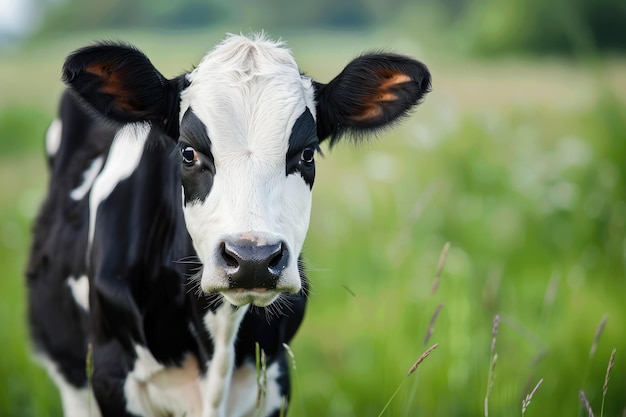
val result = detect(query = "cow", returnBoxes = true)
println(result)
[26,33,431,417]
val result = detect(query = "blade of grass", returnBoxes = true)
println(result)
[579,390,595,417]
[378,343,439,417]
[485,314,499,417]
[521,378,543,416]
[86,343,94,417]
[431,242,451,295]
[580,315,608,415]
[600,348,616,417]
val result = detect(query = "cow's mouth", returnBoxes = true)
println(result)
[232,287,268,292]
[220,288,281,307]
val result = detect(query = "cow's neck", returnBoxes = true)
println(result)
[201,302,249,417]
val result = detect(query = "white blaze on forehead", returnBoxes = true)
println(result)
[180,34,312,159]
[181,34,302,115]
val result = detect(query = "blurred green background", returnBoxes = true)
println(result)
[1,0,625,416]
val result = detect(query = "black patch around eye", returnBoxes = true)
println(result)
[179,107,216,205]
[287,108,318,160]
[180,153,214,205]
[180,107,211,153]
[286,108,318,188]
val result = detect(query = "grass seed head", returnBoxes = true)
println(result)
[603,347,616,396]
[589,314,608,359]
[521,378,543,416]
[431,241,451,294]
[407,343,439,376]
[282,343,297,370]
[424,302,444,345]
[579,390,595,417]
[491,314,500,354]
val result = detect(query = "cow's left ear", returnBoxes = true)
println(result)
[62,42,182,136]
[314,53,431,144]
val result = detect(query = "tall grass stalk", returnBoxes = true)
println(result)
[600,348,616,417]
[278,396,287,417]
[589,315,608,359]
[521,378,543,416]
[431,242,450,295]
[86,343,94,417]
[484,314,499,417]
[579,315,608,415]
[283,342,306,417]
[255,342,267,415]
[539,272,560,327]
[579,390,595,417]
[377,343,439,417]
[423,302,444,345]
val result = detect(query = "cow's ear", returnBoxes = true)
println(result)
[62,42,181,133]
[314,53,431,145]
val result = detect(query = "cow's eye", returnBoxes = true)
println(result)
[301,147,315,164]
[181,146,198,166]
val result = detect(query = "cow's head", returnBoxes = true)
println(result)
[63,34,431,307]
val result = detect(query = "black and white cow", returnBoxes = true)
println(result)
[27,33,431,417]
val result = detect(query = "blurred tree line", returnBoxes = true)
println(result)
[34,0,625,55]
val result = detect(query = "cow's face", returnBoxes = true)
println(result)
[177,37,317,306]
[63,33,431,307]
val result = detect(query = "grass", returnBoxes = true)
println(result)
[1,28,625,416]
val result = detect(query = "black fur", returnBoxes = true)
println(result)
[179,108,216,204]
[62,43,183,138]
[286,108,318,188]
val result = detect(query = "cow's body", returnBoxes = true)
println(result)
[27,34,430,417]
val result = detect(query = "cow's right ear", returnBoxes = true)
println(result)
[62,42,181,134]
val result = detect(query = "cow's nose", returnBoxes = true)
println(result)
[219,238,289,290]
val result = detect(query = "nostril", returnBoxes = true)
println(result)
[268,244,285,269]
[268,242,289,273]
[220,242,239,268]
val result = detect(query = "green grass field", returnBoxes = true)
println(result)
[1,28,625,416]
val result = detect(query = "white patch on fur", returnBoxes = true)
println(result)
[132,345,165,380]
[37,354,101,417]
[227,361,284,417]
[261,361,285,416]
[226,362,257,416]
[201,303,249,417]
[45,118,62,158]
[124,345,204,417]
[179,34,315,304]
[66,275,89,311]
[88,123,149,248]
[300,75,317,118]
[70,156,104,201]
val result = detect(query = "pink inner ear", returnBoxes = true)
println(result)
[348,70,413,123]
[380,71,412,87]
[350,104,383,122]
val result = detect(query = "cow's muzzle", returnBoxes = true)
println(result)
[218,237,289,290]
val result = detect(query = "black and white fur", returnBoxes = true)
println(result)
[27,33,431,417]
